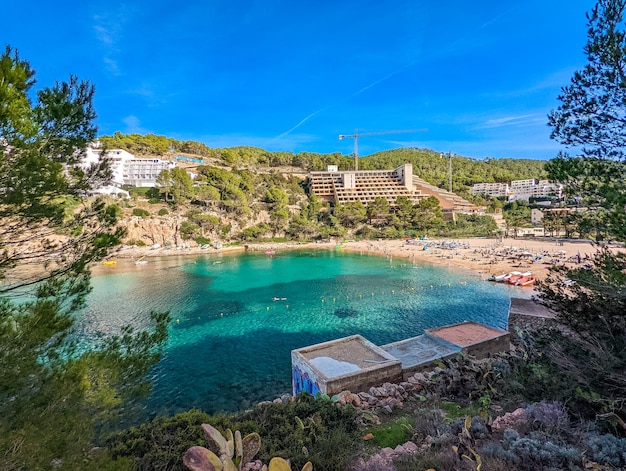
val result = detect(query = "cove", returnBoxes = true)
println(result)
[77,250,514,419]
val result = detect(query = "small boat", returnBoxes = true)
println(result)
[516,276,535,286]
[265,250,276,255]
[502,271,522,282]
[488,273,509,282]
[135,260,148,266]
[102,260,117,266]
[506,274,524,284]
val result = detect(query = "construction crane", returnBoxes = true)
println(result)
[338,129,427,171]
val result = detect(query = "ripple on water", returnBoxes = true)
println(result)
[77,250,511,419]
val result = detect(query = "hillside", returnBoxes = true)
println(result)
[99,134,548,247]
[99,134,547,189]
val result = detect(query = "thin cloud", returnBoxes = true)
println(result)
[487,68,579,99]
[103,57,119,75]
[123,115,148,134]
[272,61,415,142]
[92,6,133,75]
[271,105,332,142]
[480,7,516,29]
[348,61,414,99]
[479,113,542,129]
[190,132,317,151]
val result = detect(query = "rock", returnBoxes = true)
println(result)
[379,447,395,460]
[411,372,428,383]
[243,460,264,471]
[381,405,393,414]
[491,407,527,431]
[346,392,362,407]
[357,391,374,402]
[362,433,374,441]
[401,441,418,454]
[365,395,378,406]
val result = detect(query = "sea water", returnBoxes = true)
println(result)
[77,250,514,419]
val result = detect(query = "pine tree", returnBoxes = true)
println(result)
[547,0,626,241]
[0,46,169,469]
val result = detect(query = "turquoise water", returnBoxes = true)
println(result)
[78,250,514,418]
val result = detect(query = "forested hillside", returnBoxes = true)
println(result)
[99,133,547,193]
[362,148,547,192]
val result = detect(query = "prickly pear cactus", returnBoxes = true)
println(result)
[183,446,220,471]
[266,457,313,471]
[183,424,261,471]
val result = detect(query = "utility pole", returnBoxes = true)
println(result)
[339,128,427,171]
[441,151,453,192]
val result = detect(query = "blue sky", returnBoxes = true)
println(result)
[5,1,596,160]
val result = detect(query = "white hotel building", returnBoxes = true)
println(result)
[468,182,509,198]
[81,144,177,194]
[470,179,563,202]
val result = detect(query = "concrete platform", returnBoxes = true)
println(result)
[292,321,511,394]
[381,334,461,373]
[292,335,402,396]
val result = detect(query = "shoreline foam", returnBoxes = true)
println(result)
[101,237,615,283]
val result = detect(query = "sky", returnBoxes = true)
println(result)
[5,1,597,160]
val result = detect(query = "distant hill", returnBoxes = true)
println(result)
[99,133,547,192]
[360,148,547,193]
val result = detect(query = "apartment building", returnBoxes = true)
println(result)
[469,182,509,197]
[471,179,563,202]
[81,144,177,189]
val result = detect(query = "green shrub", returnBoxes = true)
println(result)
[105,396,359,471]
[369,417,413,448]
[132,208,150,218]
[70,225,84,237]
[195,236,211,246]
[127,186,151,198]
[158,208,169,216]
[148,198,161,204]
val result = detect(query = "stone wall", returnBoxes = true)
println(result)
[326,364,403,396]
[463,333,511,358]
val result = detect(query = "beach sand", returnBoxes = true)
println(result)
[339,237,602,281]
[104,237,620,283]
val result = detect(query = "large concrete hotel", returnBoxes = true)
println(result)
[307,163,480,217]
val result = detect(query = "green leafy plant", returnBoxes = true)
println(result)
[183,424,261,471]
[183,424,313,471]
[264,457,313,471]
[369,417,413,448]
[195,236,211,246]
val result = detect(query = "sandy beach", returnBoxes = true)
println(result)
[340,237,604,281]
[107,237,620,283]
